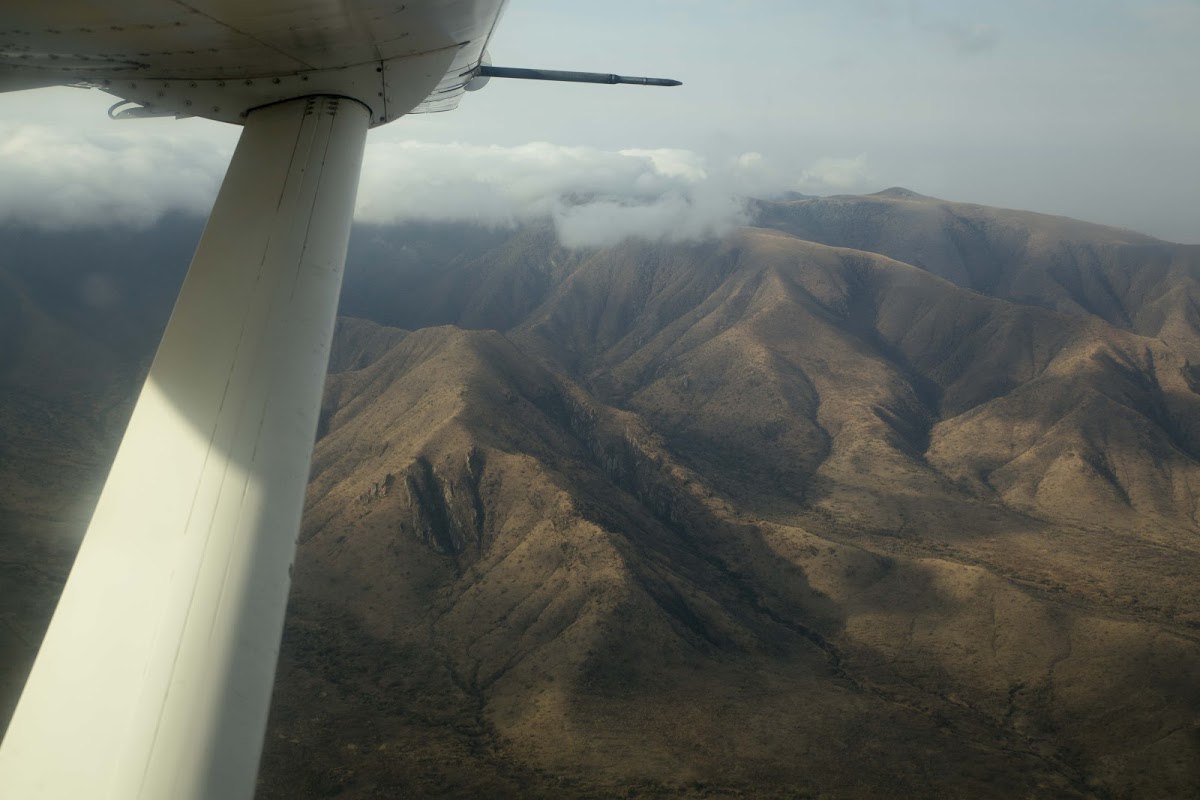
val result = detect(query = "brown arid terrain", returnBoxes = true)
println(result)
[2,192,1199,798]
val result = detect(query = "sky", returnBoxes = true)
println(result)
[1,0,1198,245]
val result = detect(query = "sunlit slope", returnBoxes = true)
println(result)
[262,321,1132,798]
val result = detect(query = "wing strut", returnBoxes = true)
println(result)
[0,95,369,800]
[477,65,681,86]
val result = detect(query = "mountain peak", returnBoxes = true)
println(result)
[871,186,934,200]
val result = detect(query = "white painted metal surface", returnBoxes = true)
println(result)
[0,0,509,120]
[0,95,368,800]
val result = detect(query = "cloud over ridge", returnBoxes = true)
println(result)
[0,122,229,229]
[0,124,870,247]
[356,141,796,247]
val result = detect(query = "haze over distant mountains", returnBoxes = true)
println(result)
[2,191,1198,798]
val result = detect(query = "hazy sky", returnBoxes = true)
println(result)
[1,0,1197,244]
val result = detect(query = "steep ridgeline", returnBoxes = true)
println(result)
[754,189,1200,360]
[2,195,1198,799]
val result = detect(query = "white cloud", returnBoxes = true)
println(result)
[798,154,870,192]
[554,190,747,249]
[0,120,864,247]
[355,141,815,247]
[0,122,229,229]
[617,148,709,182]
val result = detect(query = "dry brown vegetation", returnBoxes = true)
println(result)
[3,193,1199,798]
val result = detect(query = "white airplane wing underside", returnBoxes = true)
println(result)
[0,0,508,122]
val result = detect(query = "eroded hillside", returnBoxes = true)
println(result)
[2,195,1198,798]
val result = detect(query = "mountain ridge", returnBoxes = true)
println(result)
[1,192,1198,798]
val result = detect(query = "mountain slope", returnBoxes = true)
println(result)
[3,195,1199,798]
[261,322,1110,798]
[754,189,1200,359]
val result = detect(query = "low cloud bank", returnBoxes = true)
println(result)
[359,142,754,247]
[356,142,870,247]
[0,124,870,246]
[0,123,230,229]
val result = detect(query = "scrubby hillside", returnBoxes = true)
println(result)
[3,195,1199,798]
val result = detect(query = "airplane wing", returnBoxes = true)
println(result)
[0,0,509,123]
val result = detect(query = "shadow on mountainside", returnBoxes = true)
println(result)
[4,198,1200,798]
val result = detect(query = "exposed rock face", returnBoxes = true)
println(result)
[2,196,1199,798]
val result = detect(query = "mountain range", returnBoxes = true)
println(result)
[1,191,1198,798]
